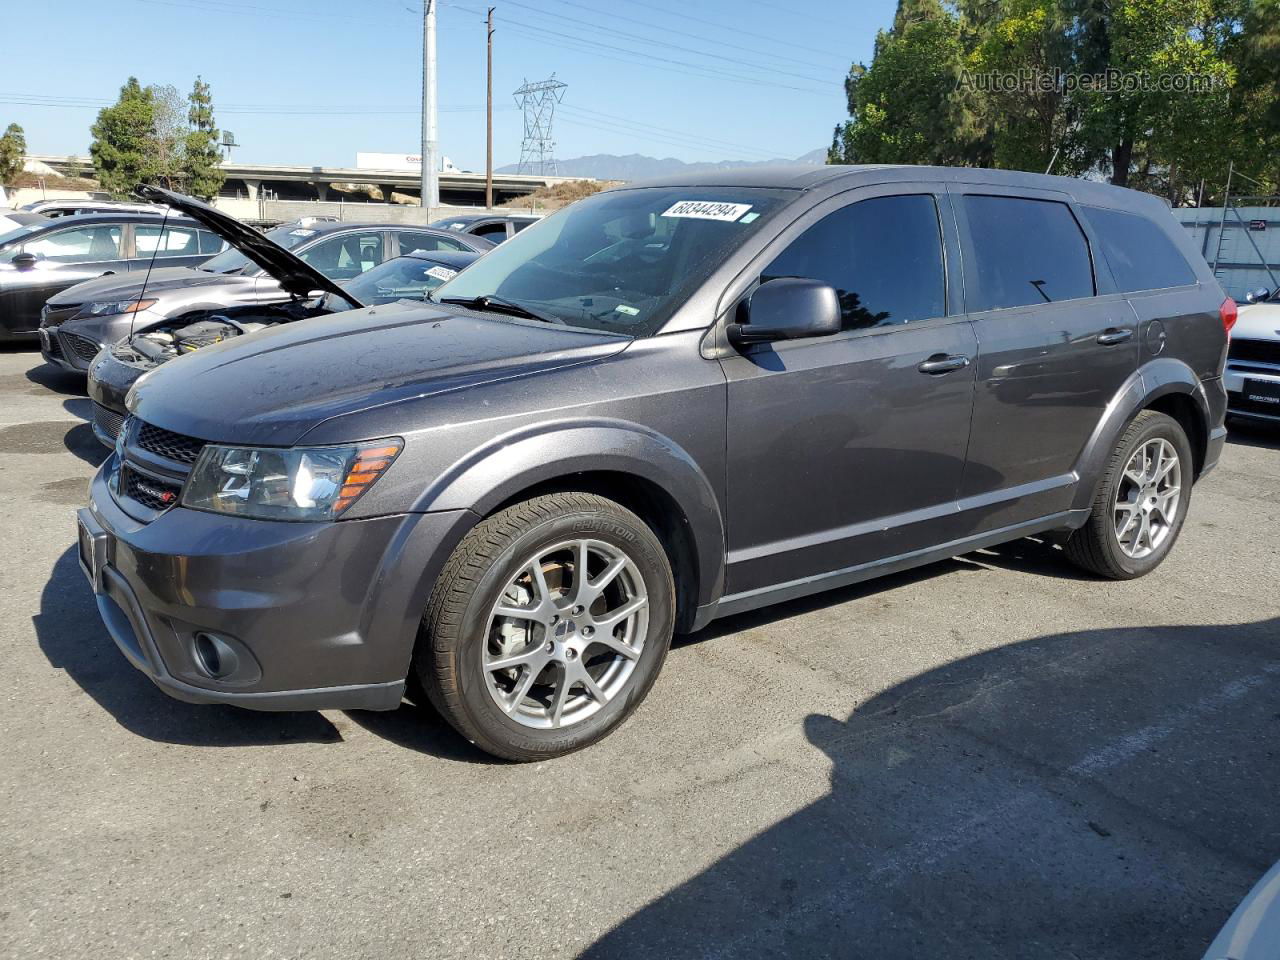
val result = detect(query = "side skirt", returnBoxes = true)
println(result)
[691,509,1090,629]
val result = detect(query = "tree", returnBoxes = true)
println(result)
[183,76,225,200]
[829,0,991,167]
[89,78,157,198]
[0,123,25,187]
[149,83,189,189]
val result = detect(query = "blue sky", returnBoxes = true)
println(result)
[2,0,893,170]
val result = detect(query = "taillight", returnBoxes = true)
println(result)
[1220,297,1238,335]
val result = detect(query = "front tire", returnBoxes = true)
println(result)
[417,492,675,761]
[1065,410,1193,579]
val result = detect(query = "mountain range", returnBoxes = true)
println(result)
[496,148,828,182]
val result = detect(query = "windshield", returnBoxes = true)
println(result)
[342,255,466,306]
[199,224,316,275]
[432,186,791,336]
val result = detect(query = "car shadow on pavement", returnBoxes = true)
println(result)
[25,359,87,397]
[1226,419,1280,451]
[582,615,1280,960]
[34,547,342,747]
[344,702,500,764]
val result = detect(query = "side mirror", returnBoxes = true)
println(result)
[726,277,841,348]
[1245,287,1271,304]
[10,252,37,270]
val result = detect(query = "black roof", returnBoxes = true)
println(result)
[22,211,204,231]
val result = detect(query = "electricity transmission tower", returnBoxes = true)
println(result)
[513,75,567,175]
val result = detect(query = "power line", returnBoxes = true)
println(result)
[611,0,852,64]
[495,0,834,85]
[0,93,514,116]
[444,1,831,94]
[557,105,780,159]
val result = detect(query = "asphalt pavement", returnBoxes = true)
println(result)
[1,344,1278,960]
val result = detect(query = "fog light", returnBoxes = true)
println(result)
[194,633,239,679]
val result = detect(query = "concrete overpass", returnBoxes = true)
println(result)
[29,155,590,207]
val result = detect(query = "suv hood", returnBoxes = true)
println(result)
[46,266,259,307]
[136,185,362,310]
[128,303,631,446]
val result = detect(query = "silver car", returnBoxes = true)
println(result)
[1226,288,1280,423]
[40,218,492,374]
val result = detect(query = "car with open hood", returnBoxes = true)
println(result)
[42,185,493,378]
[79,188,483,444]
[78,165,1229,761]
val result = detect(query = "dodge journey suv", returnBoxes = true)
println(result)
[78,166,1231,760]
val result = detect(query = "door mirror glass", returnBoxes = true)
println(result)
[728,277,841,347]
[11,252,37,269]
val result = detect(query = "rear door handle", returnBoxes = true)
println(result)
[101,270,116,276]
[1096,328,1133,345]
[917,354,971,375]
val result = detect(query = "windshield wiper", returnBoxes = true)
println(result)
[437,294,562,325]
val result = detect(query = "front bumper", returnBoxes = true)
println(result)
[79,463,474,711]
[38,325,104,373]
[1225,364,1280,423]
[87,348,148,447]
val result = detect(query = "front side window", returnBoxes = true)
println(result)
[473,222,509,241]
[1081,205,1197,293]
[21,225,122,262]
[762,194,946,330]
[199,225,314,275]
[134,225,199,259]
[397,230,465,254]
[198,230,227,254]
[961,195,1094,311]
[432,186,792,336]
[298,231,385,279]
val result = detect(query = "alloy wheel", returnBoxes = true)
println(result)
[1112,438,1182,559]
[483,539,649,730]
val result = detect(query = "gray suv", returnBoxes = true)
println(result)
[77,166,1231,760]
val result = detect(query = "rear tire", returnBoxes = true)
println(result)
[416,492,675,761]
[1065,410,1193,579]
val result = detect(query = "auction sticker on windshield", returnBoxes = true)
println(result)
[661,201,753,222]
[425,265,457,282]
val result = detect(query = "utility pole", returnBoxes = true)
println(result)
[485,7,494,210]
[420,0,439,213]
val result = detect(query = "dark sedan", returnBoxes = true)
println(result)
[0,213,224,340]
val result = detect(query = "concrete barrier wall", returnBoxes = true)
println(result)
[1174,206,1280,300]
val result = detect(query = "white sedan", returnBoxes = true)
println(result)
[1228,289,1280,423]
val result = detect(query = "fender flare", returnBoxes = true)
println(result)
[1070,358,1211,513]
[416,418,727,611]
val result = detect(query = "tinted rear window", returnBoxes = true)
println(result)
[1081,205,1197,292]
[961,195,1094,311]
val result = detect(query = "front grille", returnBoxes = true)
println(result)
[136,421,206,465]
[41,303,81,328]
[1228,337,1280,367]
[93,403,125,442]
[122,467,182,511]
[60,332,102,364]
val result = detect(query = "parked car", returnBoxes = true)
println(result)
[88,246,480,445]
[0,210,49,233]
[1,212,223,340]
[430,212,541,243]
[21,198,171,219]
[1202,859,1280,960]
[1226,287,1280,423]
[44,198,491,377]
[79,165,1230,761]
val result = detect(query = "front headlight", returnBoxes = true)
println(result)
[182,439,403,521]
[76,298,158,318]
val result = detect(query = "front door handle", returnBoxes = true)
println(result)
[101,270,116,276]
[1096,328,1133,345]
[918,354,971,375]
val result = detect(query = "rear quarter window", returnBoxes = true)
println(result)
[1081,205,1197,292]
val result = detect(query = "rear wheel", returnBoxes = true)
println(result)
[417,492,675,761]
[1065,410,1193,579]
